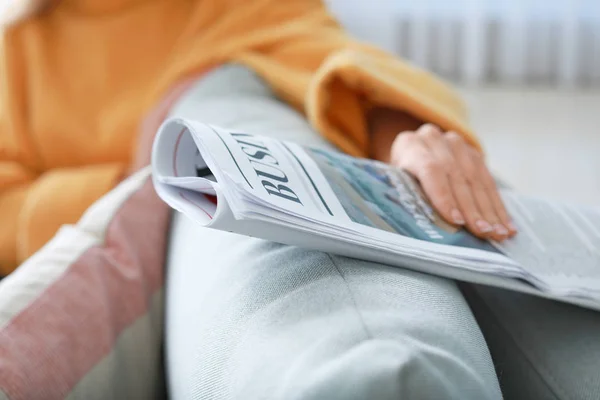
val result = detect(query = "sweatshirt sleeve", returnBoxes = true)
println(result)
[0,180,30,272]
[0,163,124,274]
[0,165,125,274]
[1,27,126,272]
[219,0,478,157]
[0,159,35,271]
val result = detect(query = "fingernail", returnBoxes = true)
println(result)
[451,209,465,225]
[494,224,509,236]
[476,220,493,233]
[507,221,518,232]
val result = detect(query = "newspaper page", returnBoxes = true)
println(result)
[302,145,600,295]
[495,193,600,294]
[153,119,519,266]
[152,118,600,302]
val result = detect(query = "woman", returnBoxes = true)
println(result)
[3,2,598,400]
[0,0,513,273]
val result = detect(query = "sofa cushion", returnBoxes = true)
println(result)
[0,168,169,400]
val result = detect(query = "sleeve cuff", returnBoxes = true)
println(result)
[306,49,479,158]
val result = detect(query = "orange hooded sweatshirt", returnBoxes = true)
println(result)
[0,0,477,273]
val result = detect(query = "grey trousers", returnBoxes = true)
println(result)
[165,64,600,400]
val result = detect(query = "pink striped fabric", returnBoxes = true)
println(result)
[0,72,211,399]
[0,170,170,399]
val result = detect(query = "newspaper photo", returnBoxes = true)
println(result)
[308,147,500,252]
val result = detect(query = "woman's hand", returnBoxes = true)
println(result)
[367,107,516,242]
[390,124,517,241]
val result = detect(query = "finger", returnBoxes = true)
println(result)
[445,132,501,239]
[471,148,518,236]
[394,133,460,226]
[428,130,489,238]
[448,171,485,236]
[465,147,512,240]
[417,124,465,225]
[459,136,511,241]
[471,173,509,241]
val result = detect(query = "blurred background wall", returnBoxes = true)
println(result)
[327,0,600,88]
[327,0,600,207]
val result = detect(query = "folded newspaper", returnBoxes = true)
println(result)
[152,118,600,311]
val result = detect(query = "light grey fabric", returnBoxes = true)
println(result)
[165,64,502,400]
[165,224,500,400]
[166,64,600,400]
[462,284,600,400]
[67,290,166,400]
[473,146,600,399]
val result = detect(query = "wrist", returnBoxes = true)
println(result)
[367,107,423,163]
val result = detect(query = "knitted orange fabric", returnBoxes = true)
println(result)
[0,0,476,272]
